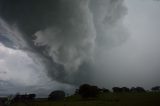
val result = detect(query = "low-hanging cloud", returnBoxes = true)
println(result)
[0,0,128,85]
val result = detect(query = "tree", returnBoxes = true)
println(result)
[78,84,99,98]
[130,87,145,92]
[12,93,36,103]
[48,90,65,101]
[112,87,122,93]
[28,94,36,100]
[99,88,110,93]
[122,87,130,92]
[136,87,145,92]
[74,89,79,95]
[151,86,160,92]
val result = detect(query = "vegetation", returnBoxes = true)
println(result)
[0,84,160,106]
[48,90,65,101]
[151,86,160,92]
[10,92,160,106]
[78,84,99,98]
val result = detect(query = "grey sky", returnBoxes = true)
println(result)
[93,0,160,89]
[0,0,160,96]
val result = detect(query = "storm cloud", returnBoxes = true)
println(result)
[0,0,127,85]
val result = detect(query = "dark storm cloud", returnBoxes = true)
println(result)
[0,34,15,48]
[0,22,16,48]
[0,0,127,85]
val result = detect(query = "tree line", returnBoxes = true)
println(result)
[0,84,160,105]
[75,84,160,98]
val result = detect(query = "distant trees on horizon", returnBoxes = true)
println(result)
[0,84,160,105]
[151,86,160,92]
[112,86,146,93]
[12,93,36,103]
[48,90,65,101]
[78,84,99,98]
[74,84,152,98]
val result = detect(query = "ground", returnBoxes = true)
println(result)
[11,92,160,106]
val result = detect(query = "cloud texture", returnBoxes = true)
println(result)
[0,0,127,85]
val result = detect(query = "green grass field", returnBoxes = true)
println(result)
[11,92,160,106]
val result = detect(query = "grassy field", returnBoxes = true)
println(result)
[11,92,160,106]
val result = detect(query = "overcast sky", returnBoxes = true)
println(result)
[0,0,160,96]
[93,0,160,89]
